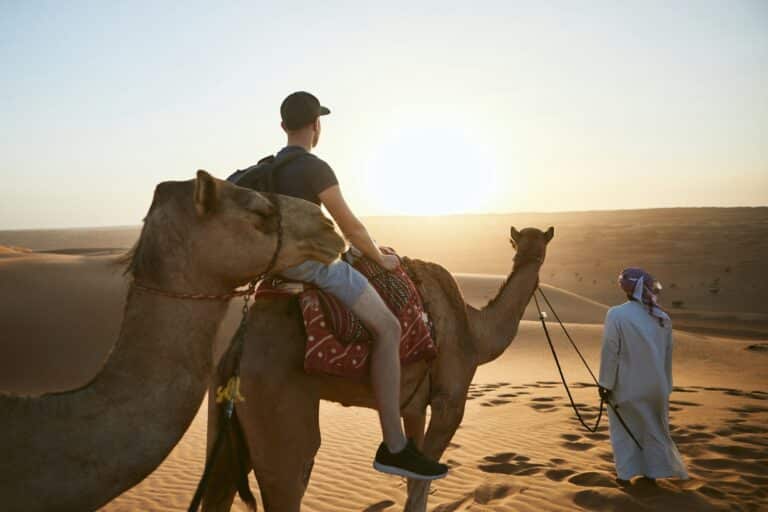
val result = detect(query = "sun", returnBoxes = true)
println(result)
[350,124,505,216]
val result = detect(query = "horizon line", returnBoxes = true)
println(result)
[1,204,766,232]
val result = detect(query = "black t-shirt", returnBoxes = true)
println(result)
[269,146,338,206]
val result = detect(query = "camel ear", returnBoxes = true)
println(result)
[509,227,520,249]
[544,226,554,242]
[194,170,219,216]
[244,190,275,217]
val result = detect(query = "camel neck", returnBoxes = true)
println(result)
[0,286,229,511]
[468,260,541,365]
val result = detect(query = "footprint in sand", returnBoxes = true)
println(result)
[732,434,768,447]
[669,400,701,407]
[531,396,560,402]
[529,403,557,412]
[585,432,610,441]
[672,386,700,393]
[725,389,768,400]
[692,457,768,476]
[545,468,576,481]
[715,423,768,436]
[524,382,557,389]
[700,386,739,393]
[568,471,617,488]
[671,430,715,444]
[434,483,518,511]
[473,483,517,504]
[363,500,395,512]
[730,405,768,414]
[707,443,767,459]
[572,490,644,512]
[561,433,581,442]
[478,452,543,476]
[743,475,768,487]
[598,451,615,463]
[562,441,596,451]
[483,452,517,463]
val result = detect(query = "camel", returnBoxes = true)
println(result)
[0,170,345,512]
[202,225,554,511]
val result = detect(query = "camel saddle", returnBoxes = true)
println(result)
[255,248,437,378]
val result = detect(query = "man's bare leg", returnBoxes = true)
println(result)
[350,284,407,452]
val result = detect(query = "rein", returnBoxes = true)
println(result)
[534,286,643,451]
[131,282,254,301]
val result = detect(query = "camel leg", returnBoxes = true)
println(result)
[238,380,320,512]
[404,394,466,512]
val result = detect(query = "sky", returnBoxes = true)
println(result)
[1,0,767,229]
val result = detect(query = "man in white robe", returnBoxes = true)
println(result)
[599,267,688,481]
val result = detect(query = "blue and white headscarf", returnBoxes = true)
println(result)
[618,267,670,325]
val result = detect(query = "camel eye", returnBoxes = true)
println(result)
[252,213,278,234]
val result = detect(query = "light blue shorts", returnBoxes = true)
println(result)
[280,259,368,308]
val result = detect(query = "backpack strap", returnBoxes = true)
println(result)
[228,151,306,192]
[262,150,305,193]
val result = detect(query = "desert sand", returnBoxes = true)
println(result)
[1,208,766,511]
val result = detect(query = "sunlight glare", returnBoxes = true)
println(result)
[357,125,505,215]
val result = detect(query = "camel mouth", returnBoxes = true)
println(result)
[305,232,345,265]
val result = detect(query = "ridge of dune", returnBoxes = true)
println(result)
[0,244,32,256]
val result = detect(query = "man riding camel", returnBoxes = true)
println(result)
[230,91,448,480]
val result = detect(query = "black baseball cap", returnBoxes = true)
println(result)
[280,91,330,130]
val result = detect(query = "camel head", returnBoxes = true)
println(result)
[123,171,345,290]
[509,226,554,267]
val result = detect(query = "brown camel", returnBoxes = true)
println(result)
[202,225,554,511]
[0,170,344,512]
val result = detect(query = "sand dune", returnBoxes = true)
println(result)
[1,244,766,511]
[0,245,31,257]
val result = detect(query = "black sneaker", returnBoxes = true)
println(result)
[373,439,449,480]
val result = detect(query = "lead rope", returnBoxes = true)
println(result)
[188,280,258,512]
[534,287,643,451]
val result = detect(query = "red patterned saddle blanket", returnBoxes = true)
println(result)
[256,249,437,378]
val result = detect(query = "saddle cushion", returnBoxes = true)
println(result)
[262,249,437,378]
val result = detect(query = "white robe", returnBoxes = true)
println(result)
[599,301,688,480]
